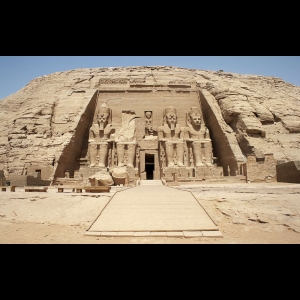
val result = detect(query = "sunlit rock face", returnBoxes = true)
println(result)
[0,66,299,184]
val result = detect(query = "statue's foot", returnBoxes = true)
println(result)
[90,164,95,167]
[177,162,185,167]
[127,163,134,167]
[118,163,124,167]
[205,163,213,167]
[167,163,175,167]
[98,163,105,168]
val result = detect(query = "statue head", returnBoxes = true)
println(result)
[145,111,152,119]
[189,107,202,127]
[164,106,177,130]
[97,103,111,130]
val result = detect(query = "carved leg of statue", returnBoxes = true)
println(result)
[126,143,136,168]
[204,142,213,166]
[176,142,184,167]
[98,143,108,168]
[192,141,204,167]
[125,172,129,186]
[165,142,174,167]
[89,144,97,167]
[116,143,125,167]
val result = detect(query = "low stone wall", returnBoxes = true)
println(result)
[10,175,27,187]
[26,165,54,181]
[0,170,6,186]
[10,175,51,187]
[276,161,300,183]
[246,153,277,182]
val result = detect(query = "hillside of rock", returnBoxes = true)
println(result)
[0,66,299,179]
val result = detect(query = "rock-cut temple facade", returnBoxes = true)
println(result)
[1,66,300,186]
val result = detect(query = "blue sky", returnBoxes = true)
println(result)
[0,56,299,100]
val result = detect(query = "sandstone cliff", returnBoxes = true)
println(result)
[0,66,299,180]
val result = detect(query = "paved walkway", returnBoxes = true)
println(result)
[85,182,222,238]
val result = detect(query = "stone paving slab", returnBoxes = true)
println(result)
[150,232,168,237]
[202,230,223,237]
[134,232,151,237]
[86,184,219,234]
[101,231,119,237]
[118,232,135,237]
[84,231,222,237]
[85,231,101,237]
[166,232,184,237]
[183,231,203,238]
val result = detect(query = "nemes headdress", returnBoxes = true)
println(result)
[186,107,202,125]
[189,107,201,116]
[163,106,177,123]
[97,103,111,123]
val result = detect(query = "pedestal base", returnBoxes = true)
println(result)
[162,165,223,182]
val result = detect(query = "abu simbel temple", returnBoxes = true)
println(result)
[1,66,300,187]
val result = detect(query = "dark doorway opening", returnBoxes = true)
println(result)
[35,169,41,179]
[145,154,154,180]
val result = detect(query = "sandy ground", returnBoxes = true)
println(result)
[0,182,299,244]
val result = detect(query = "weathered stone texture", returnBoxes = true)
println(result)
[0,170,6,186]
[0,66,300,183]
[276,161,300,183]
[10,175,51,187]
[246,154,277,182]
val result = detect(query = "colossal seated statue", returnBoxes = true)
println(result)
[182,107,213,167]
[158,106,185,167]
[88,103,114,167]
[114,110,137,168]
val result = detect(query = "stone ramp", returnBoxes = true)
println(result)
[140,180,163,185]
[86,184,221,238]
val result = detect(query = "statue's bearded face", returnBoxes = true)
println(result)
[98,113,109,124]
[165,112,177,131]
[98,112,109,130]
[166,113,177,126]
[145,112,152,119]
[190,114,201,126]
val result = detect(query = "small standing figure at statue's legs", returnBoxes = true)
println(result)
[116,143,125,167]
[189,151,194,168]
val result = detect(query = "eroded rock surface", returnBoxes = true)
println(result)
[0,66,299,182]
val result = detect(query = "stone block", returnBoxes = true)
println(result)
[183,231,203,238]
[139,139,158,150]
[133,232,151,237]
[84,231,101,237]
[201,230,223,237]
[100,231,119,237]
[118,232,134,237]
[166,232,184,237]
[150,232,167,237]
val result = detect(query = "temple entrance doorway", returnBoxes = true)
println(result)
[145,154,155,180]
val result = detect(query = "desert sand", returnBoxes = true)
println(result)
[0,182,299,244]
